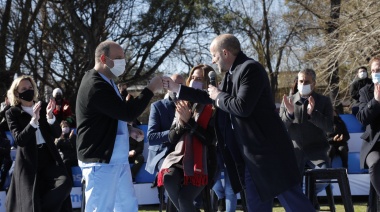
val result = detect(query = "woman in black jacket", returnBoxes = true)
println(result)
[327,109,350,168]
[5,75,72,212]
[157,65,217,212]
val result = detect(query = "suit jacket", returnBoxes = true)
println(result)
[350,78,372,103]
[76,69,153,163]
[145,98,176,174]
[178,51,300,201]
[5,102,70,212]
[280,91,333,165]
[356,83,380,168]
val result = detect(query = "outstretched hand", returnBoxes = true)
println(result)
[46,98,56,119]
[162,77,180,92]
[146,76,164,93]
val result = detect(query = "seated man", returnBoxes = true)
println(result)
[350,66,372,115]
[129,122,144,182]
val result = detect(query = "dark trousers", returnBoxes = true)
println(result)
[37,145,72,212]
[163,166,205,212]
[129,154,144,180]
[244,166,315,212]
[366,143,380,196]
[328,144,349,168]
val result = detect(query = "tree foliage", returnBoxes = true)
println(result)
[0,0,209,108]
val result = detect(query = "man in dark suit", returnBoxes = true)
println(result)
[146,74,184,175]
[280,69,334,209]
[350,66,372,115]
[146,74,184,211]
[76,40,163,211]
[356,56,380,205]
[163,34,315,211]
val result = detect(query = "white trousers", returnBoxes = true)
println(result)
[81,164,138,212]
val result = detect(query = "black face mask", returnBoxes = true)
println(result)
[55,94,62,101]
[19,89,34,102]
[121,90,128,97]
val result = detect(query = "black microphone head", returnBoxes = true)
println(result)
[208,71,216,80]
[208,71,217,86]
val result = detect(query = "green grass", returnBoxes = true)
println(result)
[138,196,370,212]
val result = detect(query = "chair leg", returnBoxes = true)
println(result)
[338,175,354,212]
[325,184,335,212]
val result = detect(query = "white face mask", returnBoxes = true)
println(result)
[189,80,203,90]
[106,57,126,77]
[372,73,380,84]
[298,84,312,96]
[62,127,70,134]
[358,72,367,79]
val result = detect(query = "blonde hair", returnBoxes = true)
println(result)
[8,75,38,106]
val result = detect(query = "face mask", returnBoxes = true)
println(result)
[189,80,203,90]
[358,72,367,79]
[121,90,128,97]
[62,127,70,134]
[106,57,126,77]
[297,84,312,96]
[18,89,34,102]
[55,94,62,101]
[372,73,380,84]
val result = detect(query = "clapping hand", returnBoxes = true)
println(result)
[282,94,294,115]
[333,134,343,142]
[375,83,380,102]
[307,96,315,115]
[176,100,191,126]
[33,101,42,122]
[46,98,55,119]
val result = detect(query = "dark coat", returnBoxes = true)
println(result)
[76,69,153,163]
[178,52,300,201]
[327,116,350,146]
[356,84,380,168]
[350,78,372,103]
[280,91,333,166]
[146,98,176,174]
[56,134,77,162]
[5,102,71,212]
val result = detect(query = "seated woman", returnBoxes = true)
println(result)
[327,109,350,168]
[157,65,217,212]
[55,120,78,182]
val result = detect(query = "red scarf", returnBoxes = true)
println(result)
[157,104,213,187]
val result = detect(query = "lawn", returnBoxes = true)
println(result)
[137,196,370,212]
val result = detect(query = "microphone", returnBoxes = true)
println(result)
[208,71,217,87]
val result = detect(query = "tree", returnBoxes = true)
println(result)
[198,0,307,100]
[0,0,211,110]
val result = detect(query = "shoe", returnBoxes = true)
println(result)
[218,198,226,212]
[160,202,166,210]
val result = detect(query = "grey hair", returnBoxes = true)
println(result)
[298,68,316,82]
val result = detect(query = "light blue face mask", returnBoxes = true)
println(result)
[189,80,203,90]
[372,73,380,84]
